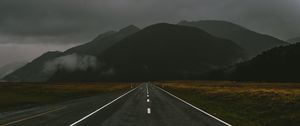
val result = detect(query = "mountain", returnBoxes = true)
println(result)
[3,25,140,82]
[50,23,246,82]
[211,43,300,82]
[0,62,27,79]
[287,37,300,43]
[3,51,63,82]
[65,25,140,55]
[178,20,288,57]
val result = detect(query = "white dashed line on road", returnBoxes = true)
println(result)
[146,83,151,115]
[146,83,149,94]
[147,108,151,114]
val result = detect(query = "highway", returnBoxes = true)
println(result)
[0,83,231,126]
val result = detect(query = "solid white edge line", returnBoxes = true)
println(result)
[69,86,138,126]
[155,85,232,126]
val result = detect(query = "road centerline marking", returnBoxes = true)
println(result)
[146,83,149,94]
[155,85,232,126]
[147,108,151,114]
[147,99,150,102]
[69,86,138,126]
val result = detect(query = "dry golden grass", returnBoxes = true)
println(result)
[158,81,300,126]
[161,81,300,102]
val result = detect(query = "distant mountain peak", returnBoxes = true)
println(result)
[287,37,300,44]
[146,23,179,28]
[94,31,116,39]
[43,51,62,56]
[178,20,248,31]
[4,24,141,82]
[144,23,207,33]
[119,25,140,33]
[178,20,288,57]
[179,20,231,24]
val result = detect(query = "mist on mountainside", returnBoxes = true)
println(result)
[43,53,99,74]
[0,61,26,79]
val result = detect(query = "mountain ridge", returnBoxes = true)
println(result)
[204,43,300,82]
[3,25,140,82]
[287,37,300,43]
[178,20,288,57]
[50,23,246,82]
[0,61,27,79]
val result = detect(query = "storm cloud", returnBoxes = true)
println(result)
[0,0,300,44]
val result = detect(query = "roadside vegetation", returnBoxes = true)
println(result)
[158,81,300,126]
[0,82,133,112]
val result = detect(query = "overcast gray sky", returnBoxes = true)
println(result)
[0,0,300,66]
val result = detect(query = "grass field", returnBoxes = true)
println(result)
[157,81,300,126]
[0,82,134,112]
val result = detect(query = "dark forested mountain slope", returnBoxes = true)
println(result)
[3,26,140,82]
[220,43,300,82]
[65,25,140,55]
[50,23,246,82]
[178,20,288,57]
[0,61,27,79]
[3,51,62,82]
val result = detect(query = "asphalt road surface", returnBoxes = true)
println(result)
[0,83,231,126]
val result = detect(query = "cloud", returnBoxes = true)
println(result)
[43,53,98,74]
[0,43,76,67]
[0,0,300,45]
[1,0,300,73]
